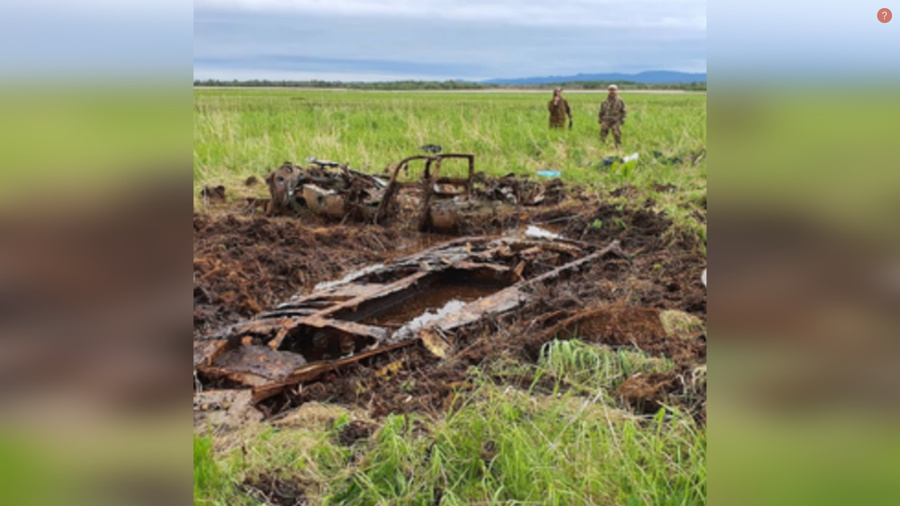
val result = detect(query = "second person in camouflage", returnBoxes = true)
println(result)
[598,84,627,148]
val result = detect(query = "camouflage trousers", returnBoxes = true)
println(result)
[549,117,567,128]
[600,122,622,146]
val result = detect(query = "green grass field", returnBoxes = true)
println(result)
[194,89,706,245]
[193,89,705,180]
[193,89,707,505]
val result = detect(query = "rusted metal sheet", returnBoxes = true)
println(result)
[194,235,625,405]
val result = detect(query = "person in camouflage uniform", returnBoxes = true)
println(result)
[598,84,627,148]
[547,88,572,129]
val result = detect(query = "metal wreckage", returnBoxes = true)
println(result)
[261,153,565,232]
[194,153,625,421]
[194,235,626,416]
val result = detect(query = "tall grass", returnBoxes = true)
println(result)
[538,339,675,395]
[194,342,705,506]
[331,389,704,505]
[193,89,705,191]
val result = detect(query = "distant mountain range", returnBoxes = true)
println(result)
[482,71,706,85]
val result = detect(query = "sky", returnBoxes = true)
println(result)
[193,0,707,82]
[0,1,191,79]
[2,1,893,83]
[707,0,900,80]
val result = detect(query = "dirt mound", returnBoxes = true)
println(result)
[527,306,705,365]
[543,306,666,345]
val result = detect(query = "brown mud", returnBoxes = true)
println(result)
[241,473,308,506]
[194,189,706,424]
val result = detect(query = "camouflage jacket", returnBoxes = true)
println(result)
[547,98,571,127]
[598,95,627,124]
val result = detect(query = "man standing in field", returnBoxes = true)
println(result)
[547,88,572,129]
[598,84,627,148]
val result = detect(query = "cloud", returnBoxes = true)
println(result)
[194,2,706,81]
[195,0,706,30]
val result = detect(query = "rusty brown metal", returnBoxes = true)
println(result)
[425,153,475,199]
[265,162,302,214]
[373,153,475,226]
[374,154,435,224]
[194,234,627,406]
[264,153,564,229]
[263,159,390,217]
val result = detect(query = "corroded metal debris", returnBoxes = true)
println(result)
[264,153,566,230]
[265,157,389,217]
[194,235,625,408]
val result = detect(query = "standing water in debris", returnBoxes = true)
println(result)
[363,283,501,342]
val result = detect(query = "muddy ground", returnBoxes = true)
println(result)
[194,189,706,425]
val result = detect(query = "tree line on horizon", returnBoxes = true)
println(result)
[192,79,706,91]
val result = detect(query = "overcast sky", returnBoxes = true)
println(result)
[3,1,895,82]
[193,0,707,81]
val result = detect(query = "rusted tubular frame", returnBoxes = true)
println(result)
[375,153,475,225]
[374,155,436,224]
[426,153,475,198]
[419,154,475,230]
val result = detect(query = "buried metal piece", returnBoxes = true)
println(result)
[194,236,627,406]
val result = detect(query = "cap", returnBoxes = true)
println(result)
[608,84,618,90]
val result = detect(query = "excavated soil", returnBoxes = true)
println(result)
[194,189,706,424]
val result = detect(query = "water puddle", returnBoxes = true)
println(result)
[364,283,498,329]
